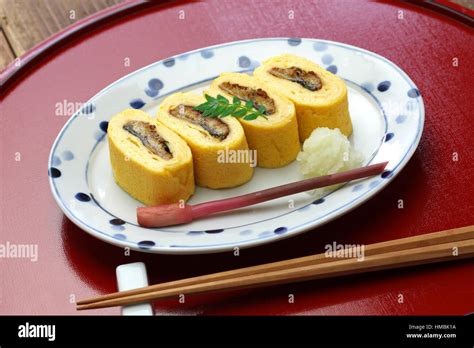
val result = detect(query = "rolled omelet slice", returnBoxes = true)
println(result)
[205,72,300,168]
[157,92,253,189]
[254,54,352,142]
[108,109,195,206]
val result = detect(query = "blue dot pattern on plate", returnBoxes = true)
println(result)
[201,50,214,59]
[396,115,407,124]
[187,231,204,236]
[205,229,224,234]
[148,78,164,91]
[113,234,126,241]
[81,103,95,114]
[352,184,363,192]
[238,56,251,68]
[326,65,337,74]
[406,101,416,112]
[369,181,379,188]
[385,132,394,142]
[94,130,106,142]
[130,99,145,109]
[377,81,391,92]
[62,150,74,161]
[381,170,393,179]
[110,218,125,225]
[75,192,91,202]
[322,54,334,64]
[258,231,272,237]
[99,121,109,133]
[361,82,374,92]
[112,225,125,232]
[407,88,420,98]
[239,230,252,236]
[138,240,155,249]
[287,38,302,46]
[250,60,260,69]
[48,167,61,178]
[312,198,325,204]
[52,156,62,166]
[163,58,175,67]
[313,42,328,51]
[145,88,159,98]
[274,227,288,235]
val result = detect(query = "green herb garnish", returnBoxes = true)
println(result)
[193,94,267,121]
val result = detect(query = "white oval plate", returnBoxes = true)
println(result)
[48,38,424,254]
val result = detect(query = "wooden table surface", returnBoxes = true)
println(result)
[0,0,472,71]
[0,0,125,70]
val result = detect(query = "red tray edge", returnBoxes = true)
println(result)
[1,0,472,98]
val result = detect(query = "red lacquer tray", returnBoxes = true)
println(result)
[1,0,473,315]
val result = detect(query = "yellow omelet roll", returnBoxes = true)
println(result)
[205,72,300,168]
[108,109,195,206]
[254,54,352,142]
[157,92,253,189]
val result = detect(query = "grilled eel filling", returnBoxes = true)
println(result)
[169,104,230,140]
[123,121,173,160]
[218,82,276,115]
[268,66,322,91]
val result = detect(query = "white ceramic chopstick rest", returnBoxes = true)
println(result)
[116,262,154,316]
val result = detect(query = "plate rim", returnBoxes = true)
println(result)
[48,37,425,254]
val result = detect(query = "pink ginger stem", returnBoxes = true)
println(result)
[191,162,388,219]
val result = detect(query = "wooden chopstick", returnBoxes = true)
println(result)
[78,225,473,305]
[78,239,474,310]
[77,225,474,310]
